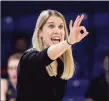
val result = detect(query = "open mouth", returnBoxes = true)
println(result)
[51,38,61,44]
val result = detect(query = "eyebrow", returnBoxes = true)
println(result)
[47,22,64,25]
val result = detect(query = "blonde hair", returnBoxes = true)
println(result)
[32,9,75,80]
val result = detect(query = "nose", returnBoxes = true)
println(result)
[54,27,60,34]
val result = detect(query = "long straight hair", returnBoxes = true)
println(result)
[32,9,75,80]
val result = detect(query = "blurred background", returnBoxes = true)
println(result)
[1,1,109,101]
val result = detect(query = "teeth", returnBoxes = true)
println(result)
[55,37,60,39]
[54,38,59,40]
[51,37,60,40]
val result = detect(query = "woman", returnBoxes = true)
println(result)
[16,9,89,101]
[1,53,22,101]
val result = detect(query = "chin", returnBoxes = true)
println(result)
[52,43,59,45]
[51,41,60,45]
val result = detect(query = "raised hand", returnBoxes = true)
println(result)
[68,15,89,44]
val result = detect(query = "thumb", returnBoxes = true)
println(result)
[81,32,89,39]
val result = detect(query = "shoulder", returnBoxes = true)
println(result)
[17,48,39,74]
[18,47,53,68]
[24,48,38,57]
[20,48,38,60]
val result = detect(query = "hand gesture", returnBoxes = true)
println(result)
[68,15,89,44]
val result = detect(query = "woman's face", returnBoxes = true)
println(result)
[8,59,19,84]
[39,15,65,48]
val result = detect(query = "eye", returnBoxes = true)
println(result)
[8,67,17,70]
[8,67,13,70]
[59,25,64,29]
[48,24,54,29]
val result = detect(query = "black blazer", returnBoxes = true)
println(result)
[16,48,67,101]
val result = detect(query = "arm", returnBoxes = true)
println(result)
[20,15,88,68]
[1,79,8,101]
[47,40,71,60]
[47,15,89,60]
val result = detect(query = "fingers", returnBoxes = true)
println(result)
[79,26,89,39]
[81,32,89,39]
[69,15,84,28]
[69,20,73,30]
[77,14,84,26]
[73,15,84,27]
[79,26,87,33]
[73,15,80,27]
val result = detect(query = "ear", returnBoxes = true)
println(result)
[39,30,43,39]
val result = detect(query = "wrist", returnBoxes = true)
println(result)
[66,38,73,45]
